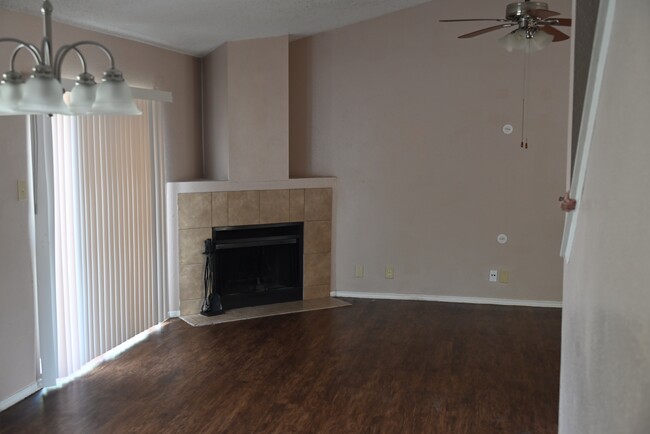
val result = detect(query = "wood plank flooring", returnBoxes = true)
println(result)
[0,299,561,434]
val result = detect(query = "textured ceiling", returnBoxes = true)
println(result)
[0,0,431,57]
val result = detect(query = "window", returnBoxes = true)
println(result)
[47,99,167,379]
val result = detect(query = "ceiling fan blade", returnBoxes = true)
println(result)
[440,18,509,22]
[546,18,572,27]
[540,26,570,42]
[529,9,561,19]
[458,24,515,39]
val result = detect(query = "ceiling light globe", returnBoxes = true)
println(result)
[92,68,141,115]
[18,68,71,115]
[69,73,97,114]
[69,83,97,114]
[529,29,554,52]
[0,71,24,114]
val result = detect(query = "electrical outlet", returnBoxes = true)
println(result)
[17,180,27,201]
[354,264,364,278]
[489,270,498,282]
[385,265,394,279]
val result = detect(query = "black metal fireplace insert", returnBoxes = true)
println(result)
[211,222,303,310]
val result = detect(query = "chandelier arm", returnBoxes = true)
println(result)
[41,37,53,66]
[54,41,116,79]
[41,0,54,65]
[0,39,43,69]
[53,45,91,80]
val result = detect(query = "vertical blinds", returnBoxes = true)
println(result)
[52,100,167,379]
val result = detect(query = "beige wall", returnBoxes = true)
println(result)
[0,8,202,405]
[290,0,570,301]
[203,44,230,180]
[0,117,37,406]
[559,1,650,432]
[203,36,289,181]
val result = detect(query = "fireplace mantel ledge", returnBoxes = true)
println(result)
[167,177,336,194]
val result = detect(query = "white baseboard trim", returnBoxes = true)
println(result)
[333,291,562,308]
[168,310,181,318]
[0,382,40,412]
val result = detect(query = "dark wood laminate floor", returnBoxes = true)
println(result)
[0,299,561,434]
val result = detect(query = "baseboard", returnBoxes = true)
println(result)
[0,382,40,412]
[333,291,562,308]
[168,310,181,318]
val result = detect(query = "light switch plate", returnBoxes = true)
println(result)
[17,180,27,201]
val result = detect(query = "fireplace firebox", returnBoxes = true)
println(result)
[211,222,303,310]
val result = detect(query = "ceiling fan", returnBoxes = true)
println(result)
[440,1,572,51]
[440,1,571,149]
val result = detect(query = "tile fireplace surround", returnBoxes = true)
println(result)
[166,178,336,316]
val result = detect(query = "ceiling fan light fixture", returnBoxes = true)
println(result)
[527,29,553,52]
[498,29,528,52]
[498,27,553,52]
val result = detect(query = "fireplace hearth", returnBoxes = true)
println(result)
[211,222,303,310]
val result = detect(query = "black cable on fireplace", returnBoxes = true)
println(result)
[201,239,224,316]
[201,247,211,313]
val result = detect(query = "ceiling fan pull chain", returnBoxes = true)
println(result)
[520,49,530,149]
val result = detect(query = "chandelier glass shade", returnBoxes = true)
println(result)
[0,0,140,116]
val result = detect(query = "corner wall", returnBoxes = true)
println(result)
[559,0,650,432]
[203,44,230,180]
[289,0,570,302]
[202,36,290,181]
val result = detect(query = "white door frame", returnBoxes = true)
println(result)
[561,0,617,260]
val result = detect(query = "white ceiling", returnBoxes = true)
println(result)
[0,0,431,57]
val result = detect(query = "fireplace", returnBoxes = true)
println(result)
[174,186,333,316]
[211,222,304,310]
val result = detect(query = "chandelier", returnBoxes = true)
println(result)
[0,0,140,116]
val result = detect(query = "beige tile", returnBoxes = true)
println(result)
[179,228,212,264]
[212,192,228,227]
[260,190,290,224]
[304,221,331,254]
[228,191,260,226]
[304,188,332,221]
[180,263,205,301]
[303,253,331,286]
[303,285,331,300]
[289,189,305,222]
[180,298,203,316]
[180,298,350,326]
[178,193,211,229]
